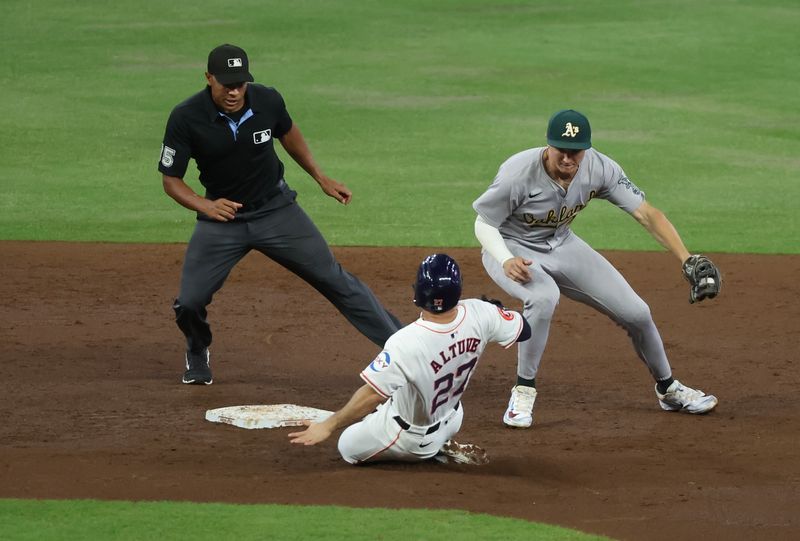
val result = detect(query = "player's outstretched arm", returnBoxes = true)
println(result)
[278,124,352,205]
[288,384,385,446]
[162,175,242,221]
[474,215,532,283]
[631,201,690,264]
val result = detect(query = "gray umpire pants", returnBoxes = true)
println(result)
[173,187,402,353]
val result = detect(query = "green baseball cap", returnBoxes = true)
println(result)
[546,109,591,150]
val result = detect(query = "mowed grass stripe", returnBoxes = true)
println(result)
[1,0,797,251]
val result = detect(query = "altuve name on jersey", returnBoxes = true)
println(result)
[430,338,482,374]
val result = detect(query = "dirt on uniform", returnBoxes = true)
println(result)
[1,241,798,540]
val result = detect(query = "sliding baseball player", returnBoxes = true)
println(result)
[289,254,531,464]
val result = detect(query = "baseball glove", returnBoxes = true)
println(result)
[682,254,721,304]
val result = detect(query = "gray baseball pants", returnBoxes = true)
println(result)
[173,189,402,353]
[482,232,673,382]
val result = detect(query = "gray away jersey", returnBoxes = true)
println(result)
[473,147,645,252]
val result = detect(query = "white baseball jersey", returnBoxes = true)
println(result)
[360,298,524,426]
[473,147,645,252]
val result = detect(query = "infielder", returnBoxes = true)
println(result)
[473,109,722,428]
[158,44,401,384]
[289,254,532,465]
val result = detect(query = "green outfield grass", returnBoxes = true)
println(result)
[0,499,611,541]
[0,0,797,252]
[0,1,796,539]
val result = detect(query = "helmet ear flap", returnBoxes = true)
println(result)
[413,254,462,313]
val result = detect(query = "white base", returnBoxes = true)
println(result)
[205,404,333,429]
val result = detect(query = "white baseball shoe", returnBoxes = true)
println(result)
[655,379,718,414]
[435,440,489,465]
[503,385,537,428]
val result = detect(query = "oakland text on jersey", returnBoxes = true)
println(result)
[523,190,597,229]
[430,337,482,374]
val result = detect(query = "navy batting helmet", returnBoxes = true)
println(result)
[413,253,462,313]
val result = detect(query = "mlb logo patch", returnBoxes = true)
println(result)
[253,129,271,144]
[227,57,243,67]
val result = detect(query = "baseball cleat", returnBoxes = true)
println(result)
[655,379,717,414]
[503,385,537,428]
[435,440,489,465]
[182,349,213,385]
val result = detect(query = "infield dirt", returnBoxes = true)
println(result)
[1,242,798,540]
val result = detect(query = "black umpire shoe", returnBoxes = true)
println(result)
[182,349,213,385]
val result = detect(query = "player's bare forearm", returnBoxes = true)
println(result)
[632,201,690,263]
[162,175,241,221]
[288,384,385,446]
[279,124,352,204]
[279,124,324,181]
[162,175,205,211]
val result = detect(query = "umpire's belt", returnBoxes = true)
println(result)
[393,401,460,435]
[239,180,285,212]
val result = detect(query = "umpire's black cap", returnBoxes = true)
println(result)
[546,109,592,150]
[207,44,254,85]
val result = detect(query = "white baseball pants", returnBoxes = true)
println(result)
[337,401,463,464]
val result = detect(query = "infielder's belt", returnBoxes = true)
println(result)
[393,401,460,435]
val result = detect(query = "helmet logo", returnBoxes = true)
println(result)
[413,253,462,313]
[562,122,580,138]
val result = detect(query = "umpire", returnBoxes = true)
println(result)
[158,44,402,385]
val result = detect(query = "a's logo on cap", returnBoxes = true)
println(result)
[562,122,580,138]
[227,58,243,67]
